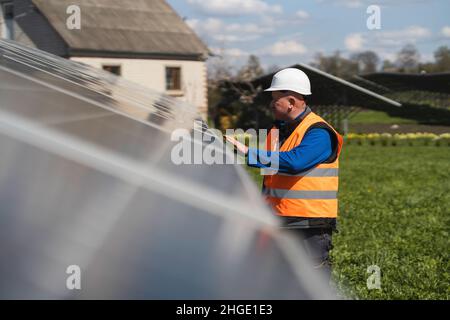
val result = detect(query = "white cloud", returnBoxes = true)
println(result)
[225,48,249,57]
[442,26,450,38]
[295,10,309,19]
[187,0,282,16]
[344,26,431,53]
[315,0,363,8]
[263,40,307,56]
[345,33,364,51]
[259,15,286,29]
[377,26,431,44]
[343,26,434,65]
[186,18,274,43]
[201,18,224,33]
[210,47,249,57]
[316,0,431,9]
[186,18,223,34]
[371,26,431,48]
[213,34,261,42]
[226,23,273,35]
[341,0,363,8]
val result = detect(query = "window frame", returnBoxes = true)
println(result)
[165,66,182,94]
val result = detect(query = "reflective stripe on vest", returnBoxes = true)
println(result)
[277,167,339,177]
[264,189,338,199]
[263,111,343,218]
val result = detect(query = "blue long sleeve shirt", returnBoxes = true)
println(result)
[247,113,333,174]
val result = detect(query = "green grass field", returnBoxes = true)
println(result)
[347,108,450,134]
[245,145,450,299]
[350,110,417,124]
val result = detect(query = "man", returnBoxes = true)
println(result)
[226,68,343,281]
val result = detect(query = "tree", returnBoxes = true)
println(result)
[226,55,266,129]
[266,64,281,74]
[381,59,396,72]
[208,55,267,130]
[313,52,339,76]
[350,51,380,74]
[312,51,359,79]
[207,48,235,129]
[236,55,264,82]
[207,49,234,85]
[433,46,450,72]
[396,44,420,73]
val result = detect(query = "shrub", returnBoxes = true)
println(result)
[345,132,448,147]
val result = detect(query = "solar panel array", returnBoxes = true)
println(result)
[0,40,335,299]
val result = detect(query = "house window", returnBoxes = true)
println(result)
[166,66,181,91]
[2,2,14,40]
[102,65,121,76]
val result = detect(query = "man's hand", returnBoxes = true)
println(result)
[224,135,249,155]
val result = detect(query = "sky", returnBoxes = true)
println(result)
[166,0,450,73]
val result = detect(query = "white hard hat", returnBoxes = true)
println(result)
[264,68,312,95]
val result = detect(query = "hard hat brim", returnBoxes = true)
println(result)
[264,87,312,95]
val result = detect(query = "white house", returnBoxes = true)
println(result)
[0,0,210,119]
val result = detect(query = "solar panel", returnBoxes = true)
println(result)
[0,39,335,299]
[360,72,450,94]
[225,63,402,110]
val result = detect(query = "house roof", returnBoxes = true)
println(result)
[31,0,209,59]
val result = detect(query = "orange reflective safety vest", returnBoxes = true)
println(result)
[263,111,343,218]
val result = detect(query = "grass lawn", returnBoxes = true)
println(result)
[350,110,417,124]
[245,145,450,299]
